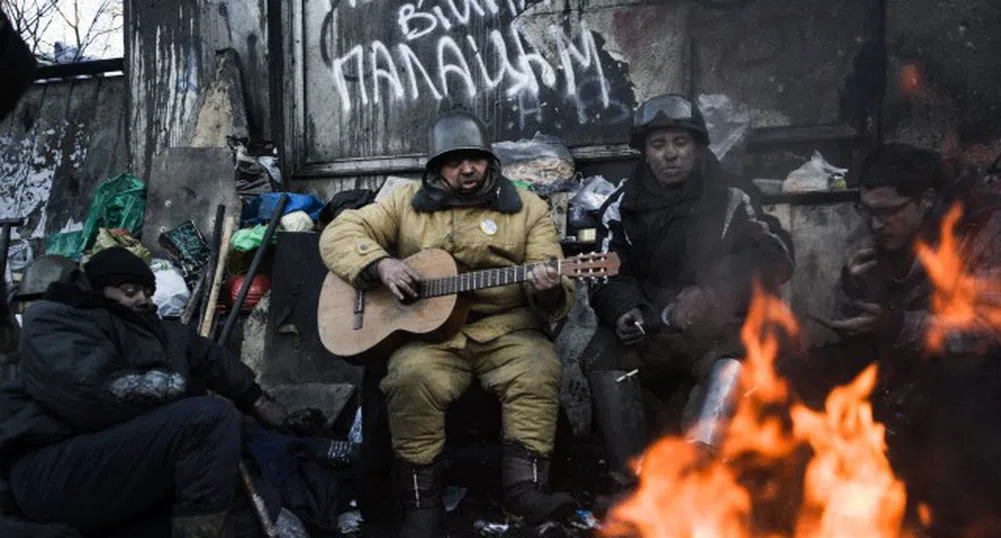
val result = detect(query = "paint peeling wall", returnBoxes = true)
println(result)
[126,0,271,180]
[0,76,128,282]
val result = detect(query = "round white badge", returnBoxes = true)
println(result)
[480,219,498,235]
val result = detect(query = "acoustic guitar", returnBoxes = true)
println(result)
[317,248,620,358]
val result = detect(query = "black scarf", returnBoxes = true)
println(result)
[411,160,523,213]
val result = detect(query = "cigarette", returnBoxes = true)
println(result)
[616,369,639,383]
[633,320,646,335]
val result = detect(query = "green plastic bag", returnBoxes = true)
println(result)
[231,224,268,252]
[45,174,147,259]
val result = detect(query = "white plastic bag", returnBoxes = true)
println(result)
[151,259,191,319]
[781,151,849,193]
[699,94,751,161]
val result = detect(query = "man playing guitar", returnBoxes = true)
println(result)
[319,110,577,537]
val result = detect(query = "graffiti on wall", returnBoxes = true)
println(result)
[316,0,635,134]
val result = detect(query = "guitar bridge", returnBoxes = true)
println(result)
[353,289,365,330]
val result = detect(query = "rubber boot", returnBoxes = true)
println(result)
[171,511,230,538]
[396,459,445,538]
[501,443,578,526]
[587,369,648,488]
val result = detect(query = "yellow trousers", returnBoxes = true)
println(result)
[380,329,561,465]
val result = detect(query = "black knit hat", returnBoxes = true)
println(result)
[85,247,156,291]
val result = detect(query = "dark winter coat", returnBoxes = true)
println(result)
[590,154,795,328]
[835,193,1001,354]
[0,273,262,467]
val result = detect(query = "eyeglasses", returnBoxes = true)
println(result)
[634,94,696,129]
[854,199,914,221]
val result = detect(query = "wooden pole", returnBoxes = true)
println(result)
[199,215,235,337]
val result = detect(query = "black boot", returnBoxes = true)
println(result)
[396,459,445,538]
[171,511,230,538]
[587,369,648,488]
[501,443,577,526]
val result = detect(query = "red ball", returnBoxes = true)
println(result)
[227,274,272,311]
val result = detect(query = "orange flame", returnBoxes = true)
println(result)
[791,365,906,538]
[603,285,909,538]
[915,203,1001,351]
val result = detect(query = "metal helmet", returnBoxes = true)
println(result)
[630,94,709,149]
[426,110,496,170]
[12,255,77,302]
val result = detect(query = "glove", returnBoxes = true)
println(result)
[251,394,290,433]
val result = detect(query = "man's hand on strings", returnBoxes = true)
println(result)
[527,263,561,292]
[376,258,421,301]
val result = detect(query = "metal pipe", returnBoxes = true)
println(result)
[216,193,289,345]
[686,357,743,449]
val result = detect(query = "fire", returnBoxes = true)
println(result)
[602,285,909,538]
[915,203,1001,351]
[791,365,906,538]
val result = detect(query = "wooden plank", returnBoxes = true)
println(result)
[41,77,105,237]
[0,83,48,224]
[12,81,74,244]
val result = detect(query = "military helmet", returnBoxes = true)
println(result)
[12,255,77,302]
[630,94,709,149]
[426,110,496,170]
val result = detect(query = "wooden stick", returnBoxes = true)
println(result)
[200,215,236,337]
[239,461,280,538]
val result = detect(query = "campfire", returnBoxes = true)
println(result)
[602,201,1001,537]
[602,284,909,538]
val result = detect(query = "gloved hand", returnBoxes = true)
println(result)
[251,393,290,433]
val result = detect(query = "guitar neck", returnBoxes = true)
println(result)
[419,261,557,298]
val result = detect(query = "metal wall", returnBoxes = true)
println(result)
[275,0,873,185]
[0,75,128,281]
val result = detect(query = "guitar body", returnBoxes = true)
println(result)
[318,249,466,359]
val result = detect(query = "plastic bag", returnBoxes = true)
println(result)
[280,211,315,232]
[782,151,849,193]
[151,258,191,319]
[45,174,146,259]
[88,228,152,264]
[698,94,751,161]
[493,134,575,193]
[568,176,616,229]
[231,224,269,252]
[242,193,324,227]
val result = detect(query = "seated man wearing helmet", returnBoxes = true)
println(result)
[585,94,795,486]
[320,110,577,536]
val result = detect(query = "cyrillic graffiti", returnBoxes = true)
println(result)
[321,0,622,124]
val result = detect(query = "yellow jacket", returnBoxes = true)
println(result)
[319,182,574,344]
